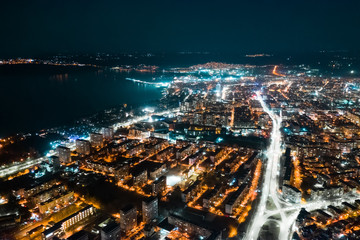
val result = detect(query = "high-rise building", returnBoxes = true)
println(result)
[152,176,166,196]
[57,146,71,164]
[102,127,114,140]
[76,139,91,155]
[120,204,137,233]
[50,156,61,172]
[142,197,158,223]
[90,133,103,148]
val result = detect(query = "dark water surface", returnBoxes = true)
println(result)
[0,65,163,137]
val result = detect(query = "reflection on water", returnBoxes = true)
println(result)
[49,73,69,82]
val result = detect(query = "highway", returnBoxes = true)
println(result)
[272,65,285,77]
[0,157,47,178]
[246,91,286,240]
[0,142,76,178]
[245,92,360,239]
[125,78,169,87]
[112,108,179,130]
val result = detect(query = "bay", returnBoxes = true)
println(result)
[0,65,163,137]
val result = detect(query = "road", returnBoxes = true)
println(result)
[244,92,360,240]
[272,65,285,77]
[112,108,179,130]
[0,157,47,178]
[0,142,75,178]
[245,91,286,240]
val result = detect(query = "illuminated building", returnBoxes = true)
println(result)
[102,127,114,140]
[181,179,202,202]
[76,139,91,155]
[130,167,147,186]
[142,196,158,223]
[156,147,174,162]
[152,175,166,196]
[135,160,166,180]
[114,162,130,181]
[57,146,71,164]
[176,144,196,160]
[42,205,96,240]
[120,204,137,233]
[90,132,103,147]
[13,177,58,199]
[310,186,343,201]
[224,184,248,215]
[31,184,65,205]
[38,191,74,215]
[167,212,222,240]
[202,188,219,209]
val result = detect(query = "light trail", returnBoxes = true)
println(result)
[246,91,285,240]
[0,142,75,178]
[112,108,180,130]
[244,91,360,240]
[125,78,169,87]
[318,80,329,92]
[272,65,285,77]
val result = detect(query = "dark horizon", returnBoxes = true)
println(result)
[2,49,360,59]
[1,0,360,58]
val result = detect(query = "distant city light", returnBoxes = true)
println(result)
[143,107,155,113]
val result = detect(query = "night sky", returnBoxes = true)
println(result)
[1,0,360,57]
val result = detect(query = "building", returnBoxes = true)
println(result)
[310,186,343,201]
[142,197,158,223]
[114,162,130,181]
[120,204,137,233]
[38,191,74,215]
[57,146,71,164]
[131,168,147,187]
[283,184,302,203]
[90,133,103,148]
[181,179,202,202]
[76,139,91,155]
[152,176,166,196]
[134,160,166,180]
[51,156,61,172]
[100,221,120,240]
[202,188,218,209]
[13,177,58,199]
[42,205,96,240]
[167,213,221,240]
[102,127,114,140]
[224,184,248,214]
[31,184,65,205]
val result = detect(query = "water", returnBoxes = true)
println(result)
[0,65,163,137]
